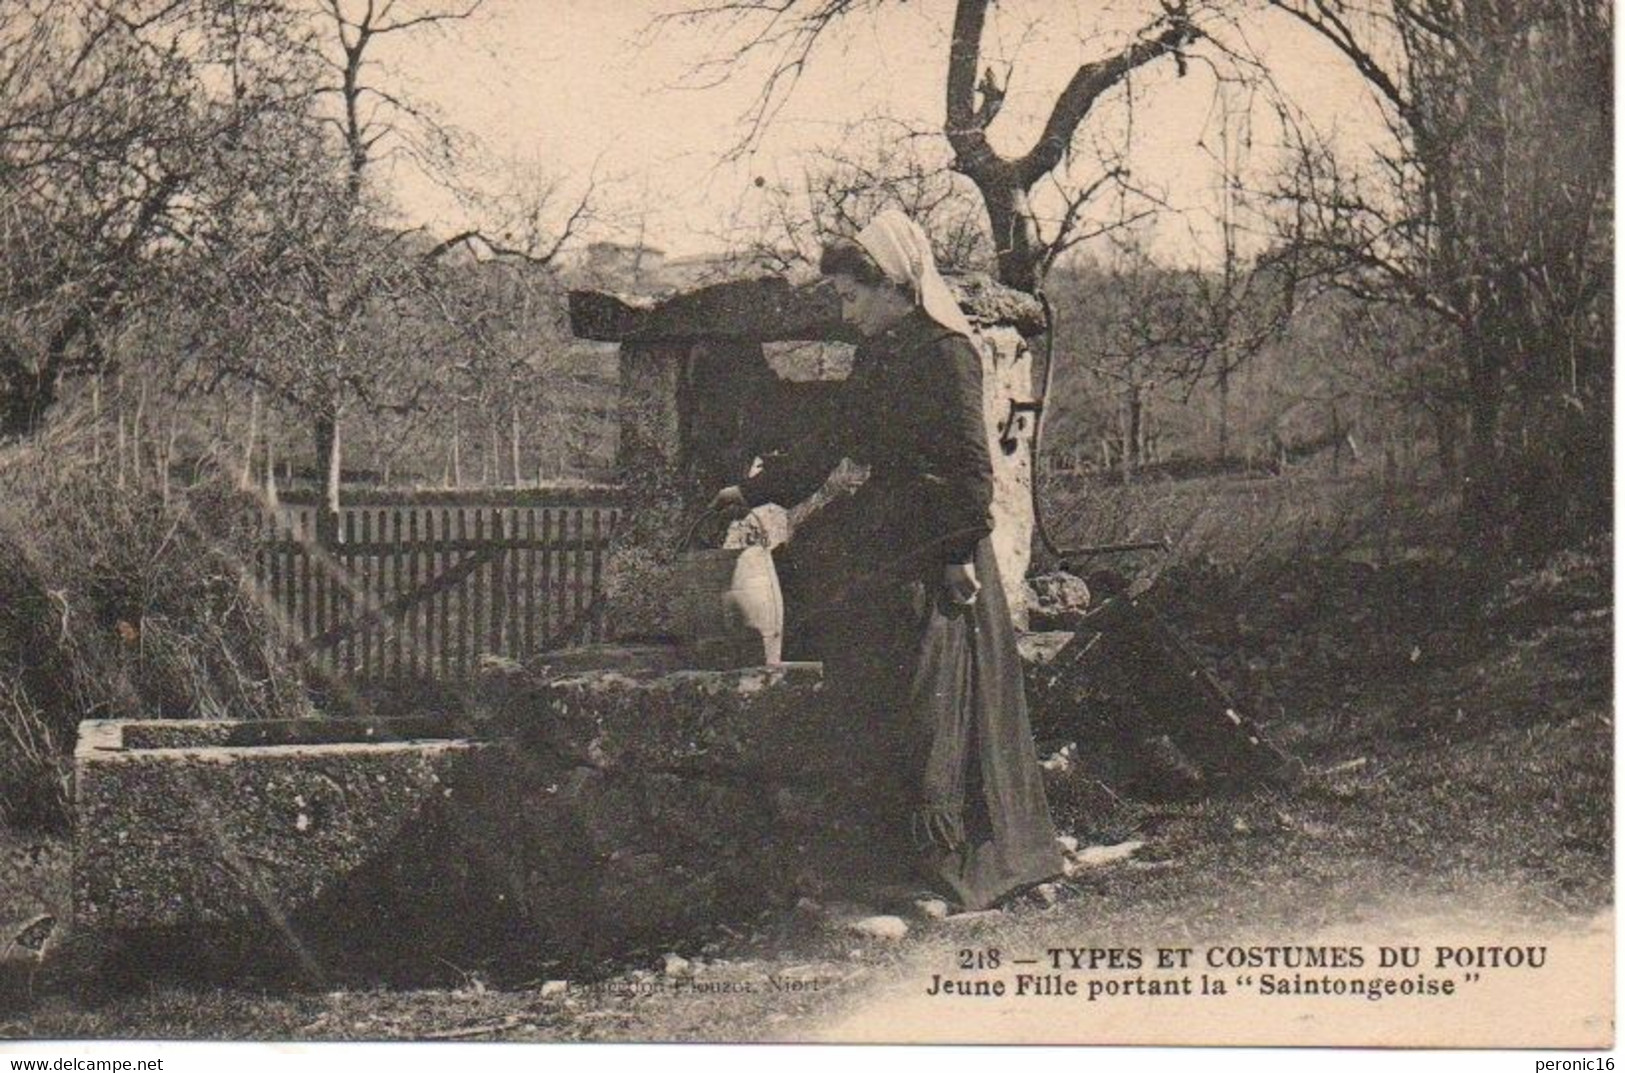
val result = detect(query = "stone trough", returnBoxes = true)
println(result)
[73,715,487,934]
[71,649,887,979]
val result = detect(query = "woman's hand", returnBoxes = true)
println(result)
[708,485,749,517]
[943,561,981,606]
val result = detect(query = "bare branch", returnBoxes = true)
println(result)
[1015,13,1200,188]
[369,0,483,35]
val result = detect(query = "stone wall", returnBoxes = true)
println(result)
[972,323,1036,622]
[452,657,868,962]
[595,339,694,641]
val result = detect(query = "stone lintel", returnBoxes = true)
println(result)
[570,273,1046,344]
[570,277,847,343]
[951,274,1049,336]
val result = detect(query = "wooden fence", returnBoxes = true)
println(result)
[256,488,621,683]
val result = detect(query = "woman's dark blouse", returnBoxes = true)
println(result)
[742,309,1060,910]
[741,310,993,567]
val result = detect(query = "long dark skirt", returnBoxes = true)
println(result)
[788,531,1063,910]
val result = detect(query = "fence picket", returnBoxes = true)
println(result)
[455,508,469,678]
[524,508,537,658]
[554,509,569,645]
[488,509,505,657]
[438,508,452,680]
[422,509,437,681]
[539,509,554,647]
[471,508,486,668]
[408,508,422,680]
[298,511,313,646]
[578,510,591,627]
[390,508,405,683]
[265,512,282,642]
[589,509,605,642]
[360,510,374,680]
[341,510,356,675]
[507,507,522,654]
[314,515,329,677]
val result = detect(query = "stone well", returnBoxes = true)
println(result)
[570,273,1047,635]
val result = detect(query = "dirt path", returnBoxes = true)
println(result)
[580,813,1609,1047]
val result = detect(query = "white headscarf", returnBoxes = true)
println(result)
[855,210,976,340]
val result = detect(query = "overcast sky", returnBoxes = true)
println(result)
[375,0,1391,265]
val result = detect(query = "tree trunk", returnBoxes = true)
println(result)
[1127,387,1145,470]
[264,438,280,508]
[1136,394,1152,467]
[160,415,176,504]
[314,411,342,545]
[1469,352,1501,490]
[116,409,127,489]
[945,0,1193,295]
[1460,342,1503,540]
[240,390,260,490]
[978,178,1044,294]
[450,414,463,488]
[91,377,102,465]
[131,381,146,485]
[510,400,522,485]
[1118,387,1140,483]
[1329,402,1343,475]
[1431,403,1462,488]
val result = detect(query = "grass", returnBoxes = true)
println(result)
[0,434,311,830]
[1035,457,1455,584]
[0,468,1610,1042]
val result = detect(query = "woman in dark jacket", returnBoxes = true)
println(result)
[712,210,1062,911]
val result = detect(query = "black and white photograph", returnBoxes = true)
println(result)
[0,0,1612,1055]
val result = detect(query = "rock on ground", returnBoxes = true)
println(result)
[846,916,909,941]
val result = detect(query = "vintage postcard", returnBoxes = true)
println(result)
[0,0,1611,1057]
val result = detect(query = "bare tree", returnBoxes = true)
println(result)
[1183,81,1303,462]
[176,1,596,524]
[721,119,994,275]
[0,0,316,439]
[658,0,1205,293]
[1050,238,1208,477]
[311,0,481,207]
[431,256,613,487]
[299,0,477,519]
[943,1,1200,291]
[1268,0,1611,548]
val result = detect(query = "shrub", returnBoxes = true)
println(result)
[0,434,311,829]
